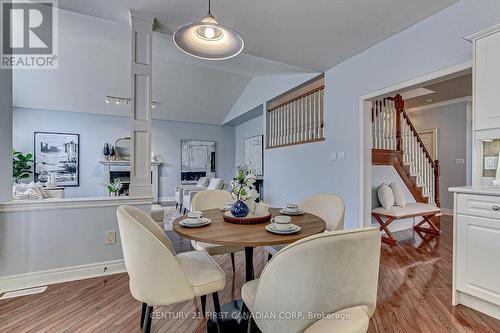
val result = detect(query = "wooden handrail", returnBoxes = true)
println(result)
[267,86,324,112]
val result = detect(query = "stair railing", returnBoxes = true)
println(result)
[372,94,440,207]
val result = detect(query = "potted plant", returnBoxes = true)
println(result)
[12,149,34,183]
[230,165,259,217]
[106,179,123,196]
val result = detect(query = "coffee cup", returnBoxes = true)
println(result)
[285,203,299,212]
[188,211,202,221]
[271,215,292,230]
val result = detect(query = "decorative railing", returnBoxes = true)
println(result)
[372,94,440,207]
[266,86,324,149]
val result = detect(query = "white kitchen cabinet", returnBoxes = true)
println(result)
[467,24,500,131]
[450,187,500,320]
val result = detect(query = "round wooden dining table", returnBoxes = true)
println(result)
[173,208,326,332]
[173,207,326,283]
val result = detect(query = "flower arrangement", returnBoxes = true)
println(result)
[230,165,259,217]
[106,179,123,196]
[231,165,259,202]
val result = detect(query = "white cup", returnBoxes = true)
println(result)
[286,203,299,212]
[188,211,202,221]
[272,215,292,230]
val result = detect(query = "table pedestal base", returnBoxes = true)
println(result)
[207,300,245,333]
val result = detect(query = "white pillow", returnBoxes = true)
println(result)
[377,183,395,209]
[390,182,406,207]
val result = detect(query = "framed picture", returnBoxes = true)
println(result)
[34,132,80,187]
[181,140,216,181]
[245,135,263,176]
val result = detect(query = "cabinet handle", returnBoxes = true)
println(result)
[493,205,500,211]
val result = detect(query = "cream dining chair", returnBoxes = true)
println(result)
[183,178,225,214]
[263,194,345,258]
[116,205,226,333]
[190,190,245,314]
[242,227,381,333]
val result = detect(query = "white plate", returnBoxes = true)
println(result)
[265,223,301,234]
[179,217,211,228]
[280,209,305,216]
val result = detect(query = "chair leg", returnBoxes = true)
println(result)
[143,305,153,333]
[183,208,187,214]
[230,253,235,274]
[212,292,223,332]
[140,302,147,328]
[200,295,207,317]
[179,204,183,213]
[267,253,272,261]
[176,202,178,209]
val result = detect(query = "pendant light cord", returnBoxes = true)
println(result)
[208,0,211,14]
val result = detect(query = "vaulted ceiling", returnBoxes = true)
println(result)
[14,1,459,124]
[57,0,458,71]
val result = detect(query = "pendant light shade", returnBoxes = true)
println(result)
[173,1,244,60]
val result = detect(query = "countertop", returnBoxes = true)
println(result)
[449,186,500,196]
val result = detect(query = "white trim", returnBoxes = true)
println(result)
[0,259,126,293]
[158,196,176,205]
[359,62,472,230]
[466,99,473,186]
[128,10,155,23]
[0,196,152,213]
[407,96,472,113]
[464,23,500,42]
[417,128,439,160]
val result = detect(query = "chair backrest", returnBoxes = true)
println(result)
[196,176,210,187]
[207,178,224,190]
[299,194,345,231]
[191,190,233,211]
[116,205,194,305]
[252,227,380,333]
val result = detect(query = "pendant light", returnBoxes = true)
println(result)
[173,0,244,60]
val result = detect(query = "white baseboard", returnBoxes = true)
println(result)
[158,196,175,205]
[0,259,126,293]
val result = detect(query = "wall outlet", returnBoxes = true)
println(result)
[329,152,337,161]
[106,230,116,245]
[456,159,465,165]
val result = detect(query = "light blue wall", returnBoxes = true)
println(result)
[13,108,235,198]
[235,115,264,167]
[224,0,500,229]
[0,69,12,202]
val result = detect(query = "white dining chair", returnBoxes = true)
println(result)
[264,194,345,258]
[116,205,226,333]
[242,227,380,333]
[174,176,210,212]
[189,190,245,314]
[183,178,225,214]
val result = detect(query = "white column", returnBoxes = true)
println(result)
[0,68,12,202]
[129,10,154,198]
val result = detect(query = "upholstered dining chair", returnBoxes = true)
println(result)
[242,227,381,333]
[116,205,226,333]
[264,194,345,258]
[183,178,225,214]
[175,176,210,212]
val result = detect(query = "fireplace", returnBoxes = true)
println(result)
[110,170,130,196]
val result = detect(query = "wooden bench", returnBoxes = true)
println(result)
[372,203,441,245]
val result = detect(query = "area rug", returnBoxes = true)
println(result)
[163,206,182,231]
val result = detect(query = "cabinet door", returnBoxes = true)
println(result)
[456,214,500,305]
[475,31,500,131]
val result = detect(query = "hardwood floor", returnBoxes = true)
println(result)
[0,216,499,332]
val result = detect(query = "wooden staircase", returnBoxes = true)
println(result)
[372,95,441,208]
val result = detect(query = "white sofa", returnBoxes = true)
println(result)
[182,178,225,214]
[174,177,210,212]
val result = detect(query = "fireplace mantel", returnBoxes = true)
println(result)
[99,160,162,203]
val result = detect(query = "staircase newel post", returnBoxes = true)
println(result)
[434,160,440,208]
[395,95,402,151]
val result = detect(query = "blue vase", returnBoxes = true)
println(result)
[231,200,249,218]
